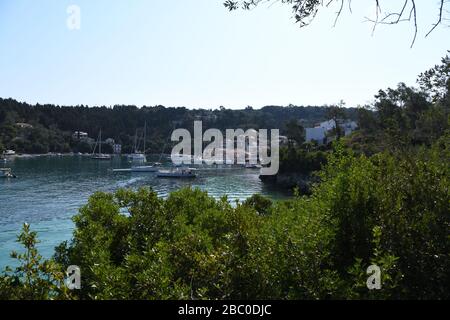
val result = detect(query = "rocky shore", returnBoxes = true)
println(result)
[260,172,318,194]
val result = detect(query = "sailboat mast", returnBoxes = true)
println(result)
[99,130,102,155]
[143,121,146,155]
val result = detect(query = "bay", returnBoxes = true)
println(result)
[0,155,288,269]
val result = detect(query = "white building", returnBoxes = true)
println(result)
[342,121,358,136]
[72,131,88,140]
[113,144,122,154]
[305,127,327,144]
[305,120,358,144]
[278,135,289,146]
[319,119,337,131]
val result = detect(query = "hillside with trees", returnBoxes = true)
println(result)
[266,53,450,192]
[0,100,358,155]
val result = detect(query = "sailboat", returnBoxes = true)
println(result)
[128,123,147,163]
[131,122,164,171]
[91,129,111,160]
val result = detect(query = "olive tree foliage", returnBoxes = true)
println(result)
[0,224,73,300]
[223,0,449,46]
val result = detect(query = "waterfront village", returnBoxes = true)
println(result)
[1,119,358,159]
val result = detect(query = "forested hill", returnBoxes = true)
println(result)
[0,99,358,154]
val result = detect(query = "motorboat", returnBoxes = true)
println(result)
[0,168,16,178]
[3,150,16,156]
[157,168,197,178]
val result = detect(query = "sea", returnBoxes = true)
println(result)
[0,154,288,269]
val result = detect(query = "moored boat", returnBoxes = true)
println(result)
[130,165,159,172]
[127,153,146,163]
[245,163,262,169]
[91,129,111,160]
[92,154,112,160]
[3,150,16,156]
[128,122,148,163]
[157,168,197,178]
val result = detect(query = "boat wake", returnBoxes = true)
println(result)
[116,177,143,188]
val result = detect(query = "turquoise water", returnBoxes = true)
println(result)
[0,155,288,269]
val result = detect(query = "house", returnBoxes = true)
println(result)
[305,127,327,144]
[305,120,358,144]
[15,123,33,129]
[278,135,289,146]
[342,121,358,136]
[319,119,337,131]
[113,144,122,154]
[72,131,88,140]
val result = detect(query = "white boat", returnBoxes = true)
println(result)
[91,129,111,160]
[157,168,197,178]
[92,154,111,160]
[3,150,16,156]
[130,165,159,172]
[128,122,147,163]
[112,168,132,173]
[0,168,16,178]
[127,153,146,162]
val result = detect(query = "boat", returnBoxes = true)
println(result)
[0,168,16,178]
[112,168,132,173]
[245,163,262,169]
[127,153,146,162]
[113,163,161,173]
[92,154,111,160]
[157,168,197,178]
[3,150,16,156]
[130,165,159,172]
[91,129,111,160]
[128,123,147,163]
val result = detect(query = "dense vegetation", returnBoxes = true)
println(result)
[1,138,448,300]
[271,54,450,191]
[0,54,448,300]
[0,100,357,155]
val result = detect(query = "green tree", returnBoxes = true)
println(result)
[327,103,346,140]
[0,224,72,300]
[285,119,305,146]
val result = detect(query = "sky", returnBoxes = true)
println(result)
[0,0,448,109]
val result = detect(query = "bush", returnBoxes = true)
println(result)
[2,140,448,300]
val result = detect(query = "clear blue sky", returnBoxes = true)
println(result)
[0,0,448,109]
